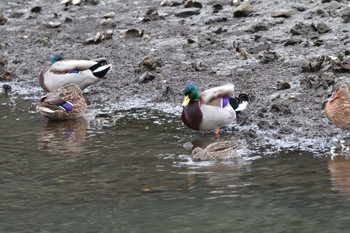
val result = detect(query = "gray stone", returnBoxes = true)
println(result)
[271,10,293,18]
[340,6,350,23]
[312,22,331,34]
[323,1,343,10]
[174,9,201,18]
[234,1,252,17]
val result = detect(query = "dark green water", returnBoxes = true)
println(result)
[1,95,350,233]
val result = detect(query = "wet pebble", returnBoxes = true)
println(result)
[84,30,113,44]
[0,14,8,25]
[2,84,12,95]
[137,72,157,84]
[102,12,115,19]
[46,21,61,28]
[284,38,303,46]
[301,55,325,72]
[249,42,271,54]
[184,0,202,8]
[234,1,252,17]
[312,22,331,34]
[160,0,183,7]
[271,9,293,18]
[258,50,279,64]
[258,120,273,130]
[323,1,343,10]
[276,81,291,90]
[99,18,117,27]
[247,22,269,33]
[270,103,292,115]
[340,6,350,23]
[142,9,163,22]
[31,6,42,13]
[139,56,158,71]
[124,29,144,38]
[290,22,316,36]
[174,9,201,18]
[10,10,26,18]
[212,4,223,13]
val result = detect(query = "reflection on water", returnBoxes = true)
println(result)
[2,98,350,233]
[328,156,350,201]
[37,118,88,155]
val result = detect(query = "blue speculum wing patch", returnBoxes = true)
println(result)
[70,69,79,74]
[60,102,73,111]
[222,97,229,108]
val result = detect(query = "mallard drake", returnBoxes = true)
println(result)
[37,84,87,121]
[324,82,350,130]
[191,140,241,161]
[181,83,248,137]
[39,55,112,92]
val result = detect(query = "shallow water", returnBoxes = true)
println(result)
[1,95,350,233]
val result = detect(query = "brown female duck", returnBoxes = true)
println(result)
[191,140,241,161]
[37,84,87,121]
[324,82,350,130]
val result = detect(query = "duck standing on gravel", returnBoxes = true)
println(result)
[39,55,112,92]
[181,83,248,138]
[37,84,87,121]
[324,82,350,130]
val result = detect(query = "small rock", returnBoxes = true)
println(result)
[0,68,13,81]
[2,84,12,95]
[160,0,183,7]
[102,12,115,18]
[233,1,252,17]
[290,22,316,36]
[258,50,279,64]
[103,30,113,40]
[184,0,202,8]
[137,72,157,84]
[269,92,281,101]
[142,9,163,22]
[283,38,303,46]
[249,42,271,54]
[46,21,61,28]
[271,9,293,18]
[270,103,292,115]
[321,0,332,3]
[212,4,223,13]
[64,17,74,23]
[197,32,217,48]
[174,9,201,18]
[31,6,42,13]
[247,22,269,33]
[327,55,350,71]
[0,14,8,25]
[323,1,343,10]
[162,83,170,95]
[301,55,325,72]
[340,6,350,23]
[10,10,26,18]
[258,120,273,130]
[140,56,158,71]
[276,81,291,90]
[124,29,144,38]
[99,18,117,27]
[312,22,331,34]
[231,0,243,7]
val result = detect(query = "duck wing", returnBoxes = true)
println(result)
[50,60,100,74]
[200,83,235,105]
